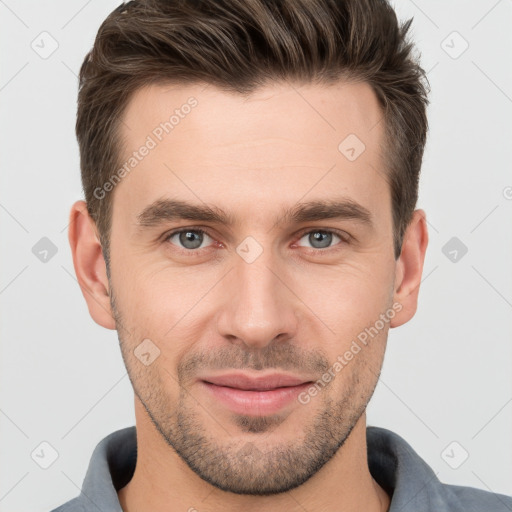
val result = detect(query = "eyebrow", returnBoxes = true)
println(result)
[136,197,373,230]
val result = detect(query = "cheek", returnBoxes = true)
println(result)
[110,250,182,317]
[294,260,394,334]
[111,261,219,361]
[112,267,195,399]
[111,235,395,351]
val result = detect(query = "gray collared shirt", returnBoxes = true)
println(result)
[50,425,512,511]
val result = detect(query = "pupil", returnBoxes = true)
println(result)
[311,231,331,249]
[180,231,202,249]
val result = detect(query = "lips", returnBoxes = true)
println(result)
[198,372,313,416]
[202,373,310,391]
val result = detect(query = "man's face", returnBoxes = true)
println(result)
[107,81,399,494]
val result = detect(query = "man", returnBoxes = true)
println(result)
[52,0,512,511]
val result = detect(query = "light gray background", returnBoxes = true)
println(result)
[1,1,511,511]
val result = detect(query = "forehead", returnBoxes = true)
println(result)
[113,80,389,231]
[121,80,383,149]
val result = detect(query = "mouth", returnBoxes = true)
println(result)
[198,372,313,416]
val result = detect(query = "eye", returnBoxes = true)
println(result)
[162,227,349,255]
[295,229,347,251]
[165,229,215,251]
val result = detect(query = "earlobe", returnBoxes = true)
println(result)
[68,200,116,330]
[390,209,429,328]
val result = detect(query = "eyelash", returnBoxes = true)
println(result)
[162,227,351,256]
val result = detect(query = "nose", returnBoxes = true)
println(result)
[216,248,299,350]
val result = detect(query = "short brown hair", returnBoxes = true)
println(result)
[76,0,429,264]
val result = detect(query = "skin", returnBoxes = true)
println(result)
[69,80,428,512]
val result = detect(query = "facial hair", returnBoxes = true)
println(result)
[110,287,384,495]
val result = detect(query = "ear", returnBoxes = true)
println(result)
[68,200,116,329]
[390,209,429,328]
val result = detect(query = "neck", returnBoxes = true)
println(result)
[118,399,390,512]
